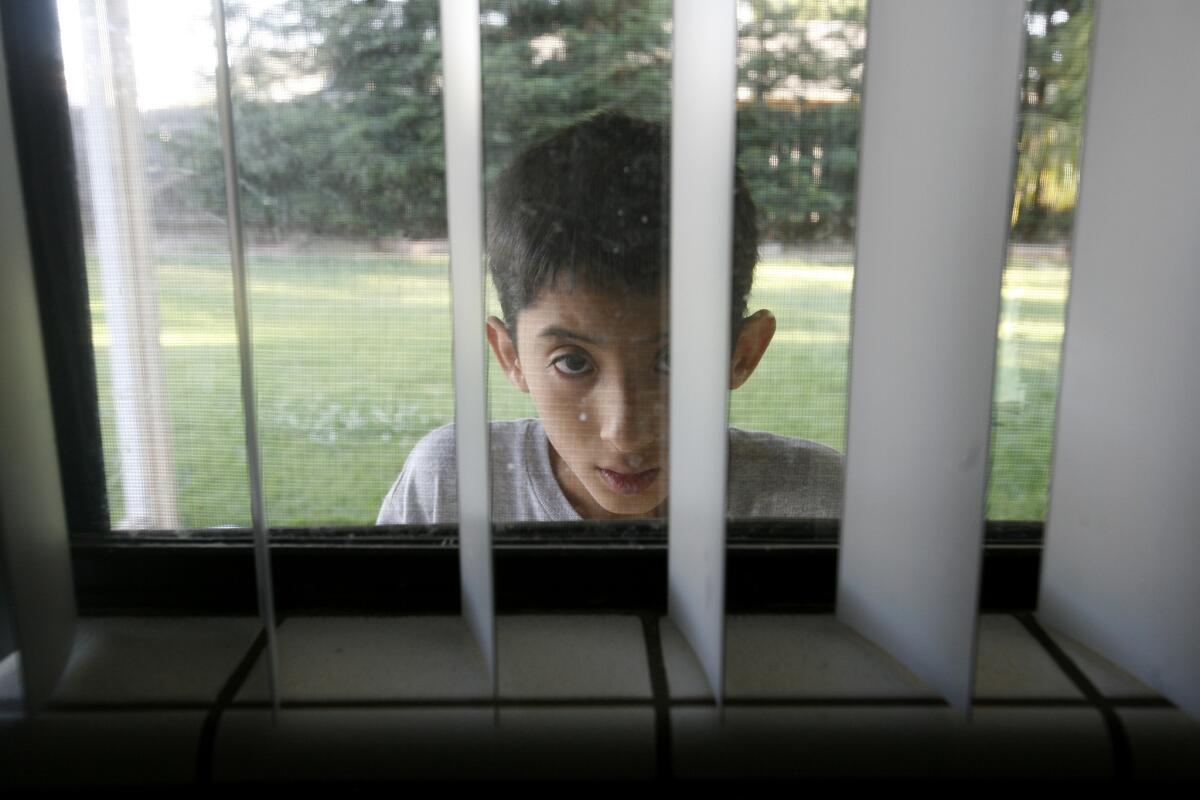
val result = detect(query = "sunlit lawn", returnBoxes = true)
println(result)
[90,250,1067,528]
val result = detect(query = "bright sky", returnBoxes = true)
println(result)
[58,0,221,110]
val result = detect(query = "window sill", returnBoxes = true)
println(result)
[1,613,1196,783]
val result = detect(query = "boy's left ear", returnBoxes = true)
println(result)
[730,309,776,390]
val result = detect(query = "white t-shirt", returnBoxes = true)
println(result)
[376,418,844,525]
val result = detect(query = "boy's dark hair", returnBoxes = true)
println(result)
[487,112,759,334]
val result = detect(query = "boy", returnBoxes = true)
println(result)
[377,113,843,525]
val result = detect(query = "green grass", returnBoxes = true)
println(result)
[89,251,1067,527]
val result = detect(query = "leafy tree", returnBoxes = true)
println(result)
[232,0,448,238]
[158,0,865,243]
[1013,0,1093,242]
[736,0,865,242]
[154,0,1088,246]
[479,0,671,185]
[160,0,447,240]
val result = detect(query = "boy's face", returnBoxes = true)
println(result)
[490,279,671,518]
[486,278,776,520]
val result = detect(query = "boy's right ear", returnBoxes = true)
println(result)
[486,316,529,393]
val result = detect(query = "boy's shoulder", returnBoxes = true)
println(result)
[376,423,459,526]
[377,419,563,525]
[728,426,844,464]
[390,418,542,472]
[727,427,844,519]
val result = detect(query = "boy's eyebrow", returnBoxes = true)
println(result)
[539,326,600,344]
[538,326,667,345]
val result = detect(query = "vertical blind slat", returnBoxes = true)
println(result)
[838,0,1026,712]
[667,0,738,702]
[1040,0,1200,720]
[211,0,280,717]
[439,0,495,689]
[0,11,76,714]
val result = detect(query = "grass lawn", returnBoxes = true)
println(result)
[89,250,1068,528]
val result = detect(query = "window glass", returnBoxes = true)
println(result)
[987,0,1091,521]
[223,0,452,528]
[727,0,1093,524]
[60,0,452,530]
[479,0,672,530]
[54,0,1091,534]
[59,0,249,529]
[726,0,865,520]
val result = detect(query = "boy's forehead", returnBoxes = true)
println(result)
[521,281,667,343]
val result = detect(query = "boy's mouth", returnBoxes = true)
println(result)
[596,467,660,496]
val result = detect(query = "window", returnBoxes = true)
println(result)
[35,0,1090,547]
[2,0,1093,616]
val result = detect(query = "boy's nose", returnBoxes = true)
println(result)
[598,377,665,456]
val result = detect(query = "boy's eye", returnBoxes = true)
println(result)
[551,353,594,377]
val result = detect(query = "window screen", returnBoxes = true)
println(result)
[60,0,249,529]
[222,0,452,528]
[480,0,672,528]
[59,0,451,529]
[987,0,1091,521]
[726,0,865,521]
[728,0,863,454]
[55,0,1092,534]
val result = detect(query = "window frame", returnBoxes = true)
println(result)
[70,523,1042,614]
[4,0,1044,618]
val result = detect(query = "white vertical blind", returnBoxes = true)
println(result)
[1039,0,1200,720]
[0,15,77,716]
[439,0,496,689]
[211,0,280,717]
[667,0,738,703]
[838,0,1025,712]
